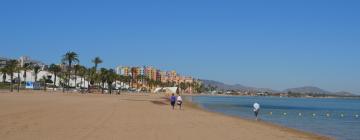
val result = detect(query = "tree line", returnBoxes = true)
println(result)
[0,52,203,94]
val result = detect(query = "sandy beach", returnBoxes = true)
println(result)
[0,91,330,140]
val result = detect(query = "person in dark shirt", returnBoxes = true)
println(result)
[170,93,176,110]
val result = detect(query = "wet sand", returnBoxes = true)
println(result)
[0,91,331,140]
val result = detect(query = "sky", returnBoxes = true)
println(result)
[0,0,359,94]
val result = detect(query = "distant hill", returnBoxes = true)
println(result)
[284,86,355,96]
[333,91,354,96]
[200,79,278,93]
[201,79,250,90]
[284,86,330,94]
[200,79,355,96]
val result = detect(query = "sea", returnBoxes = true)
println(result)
[188,96,360,140]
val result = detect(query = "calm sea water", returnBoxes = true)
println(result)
[188,96,360,140]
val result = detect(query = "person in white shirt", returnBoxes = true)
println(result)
[177,95,183,110]
[253,102,260,120]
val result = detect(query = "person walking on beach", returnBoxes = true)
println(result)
[253,102,260,120]
[170,93,176,110]
[177,94,183,110]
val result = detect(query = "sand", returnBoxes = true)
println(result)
[0,91,331,140]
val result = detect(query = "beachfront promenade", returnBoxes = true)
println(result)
[0,91,329,140]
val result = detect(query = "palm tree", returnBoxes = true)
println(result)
[87,57,101,91]
[22,63,33,84]
[99,68,108,94]
[85,68,93,92]
[179,82,186,93]
[1,67,8,83]
[147,79,155,91]
[5,60,18,92]
[141,76,150,91]
[130,67,138,88]
[73,64,81,88]
[155,80,162,88]
[40,76,51,91]
[77,65,87,88]
[136,75,147,88]
[116,75,124,88]
[125,75,132,89]
[191,81,203,93]
[118,75,130,90]
[58,70,68,92]
[92,57,102,71]
[16,64,22,92]
[185,82,192,93]
[62,51,79,90]
[48,64,62,91]
[106,69,117,94]
[33,65,42,82]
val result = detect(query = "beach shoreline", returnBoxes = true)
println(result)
[0,91,332,140]
[183,95,331,140]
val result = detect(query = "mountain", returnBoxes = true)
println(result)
[284,86,330,94]
[200,79,278,93]
[284,86,355,96]
[200,79,246,90]
[333,91,354,96]
[200,79,355,96]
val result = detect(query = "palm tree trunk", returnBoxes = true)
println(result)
[131,79,133,89]
[67,73,70,90]
[87,75,90,93]
[2,74,6,83]
[74,71,77,88]
[101,82,104,94]
[128,81,131,89]
[80,77,83,88]
[53,74,57,91]
[10,74,13,92]
[44,80,46,91]
[23,70,27,91]
[67,61,71,91]
[87,82,90,93]
[98,82,101,92]
[17,71,20,92]
[23,70,27,82]
[83,77,85,88]
[109,83,112,94]
[62,79,65,93]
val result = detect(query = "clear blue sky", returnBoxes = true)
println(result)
[1,0,359,94]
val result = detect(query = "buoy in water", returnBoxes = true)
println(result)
[312,113,316,117]
[326,113,330,117]
[269,112,273,115]
[356,114,359,118]
[283,112,287,116]
[298,113,302,116]
[341,114,344,117]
